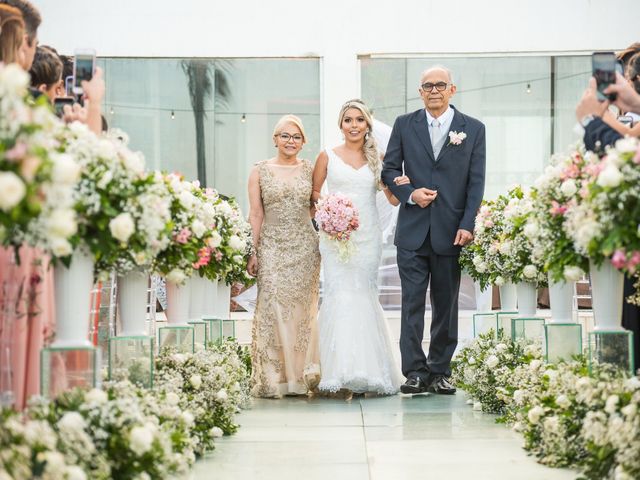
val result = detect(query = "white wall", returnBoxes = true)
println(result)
[37,0,640,146]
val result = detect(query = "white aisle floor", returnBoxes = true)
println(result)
[191,392,577,480]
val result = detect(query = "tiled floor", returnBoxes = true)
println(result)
[191,392,577,480]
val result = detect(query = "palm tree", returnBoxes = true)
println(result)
[181,59,232,185]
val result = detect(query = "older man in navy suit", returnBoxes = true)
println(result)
[382,66,486,395]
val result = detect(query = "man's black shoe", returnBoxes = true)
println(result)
[426,375,456,395]
[400,377,428,394]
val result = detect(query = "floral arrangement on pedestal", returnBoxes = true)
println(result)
[565,136,640,304]
[0,64,78,254]
[0,339,251,479]
[152,174,253,287]
[527,145,595,283]
[453,332,640,479]
[460,186,524,290]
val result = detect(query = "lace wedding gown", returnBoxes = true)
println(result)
[318,149,403,394]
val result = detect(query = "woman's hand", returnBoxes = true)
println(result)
[247,254,258,277]
[393,175,411,186]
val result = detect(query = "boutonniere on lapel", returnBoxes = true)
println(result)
[448,131,467,146]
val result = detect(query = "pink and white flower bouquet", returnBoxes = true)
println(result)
[314,193,360,262]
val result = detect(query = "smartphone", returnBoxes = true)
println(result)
[53,97,75,117]
[618,115,634,127]
[72,49,96,95]
[65,75,74,97]
[592,51,617,102]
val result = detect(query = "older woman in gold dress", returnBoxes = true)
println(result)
[247,115,321,398]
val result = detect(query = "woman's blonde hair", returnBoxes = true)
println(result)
[338,99,383,189]
[0,5,25,65]
[272,114,307,144]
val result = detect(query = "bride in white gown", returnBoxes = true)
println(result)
[311,99,406,395]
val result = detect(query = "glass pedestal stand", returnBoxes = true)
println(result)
[496,311,518,339]
[187,320,208,350]
[158,326,195,353]
[203,317,236,346]
[108,335,154,388]
[472,312,497,338]
[588,330,635,375]
[40,346,99,398]
[544,323,582,363]
[511,317,545,343]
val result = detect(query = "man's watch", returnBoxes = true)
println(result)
[580,114,596,128]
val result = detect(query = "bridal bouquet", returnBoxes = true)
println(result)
[314,193,360,262]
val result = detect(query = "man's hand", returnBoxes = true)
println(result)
[81,67,105,104]
[605,72,640,113]
[454,229,473,246]
[575,77,609,122]
[410,188,437,208]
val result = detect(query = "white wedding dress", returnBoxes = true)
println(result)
[317,148,403,394]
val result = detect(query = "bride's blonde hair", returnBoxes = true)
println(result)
[338,99,383,190]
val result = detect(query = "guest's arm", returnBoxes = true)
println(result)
[584,118,622,152]
[602,111,640,138]
[247,166,263,276]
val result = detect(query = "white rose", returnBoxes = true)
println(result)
[122,151,145,174]
[527,405,545,425]
[178,191,196,210]
[181,411,195,427]
[523,222,539,239]
[42,451,66,475]
[544,369,558,380]
[614,136,638,153]
[529,359,542,371]
[472,401,482,411]
[172,353,186,363]
[58,411,86,432]
[109,212,135,243]
[563,266,584,282]
[498,242,512,255]
[555,394,571,409]
[166,391,180,406]
[217,201,233,216]
[51,153,81,184]
[476,261,487,273]
[49,237,73,257]
[192,220,207,238]
[228,235,246,251]
[211,426,224,438]
[216,389,228,401]
[85,388,108,405]
[233,254,244,264]
[614,466,634,480]
[495,343,508,353]
[0,63,30,95]
[494,276,505,287]
[190,374,202,389]
[513,390,525,405]
[207,230,222,248]
[166,269,187,285]
[605,395,619,414]
[129,425,154,456]
[97,169,113,189]
[47,208,78,238]
[0,171,26,211]
[543,415,560,433]
[485,355,499,368]
[65,466,87,480]
[523,265,537,279]
[468,357,476,365]
[597,164,624,188]
[560,179,578,198]
[621,403,637,418]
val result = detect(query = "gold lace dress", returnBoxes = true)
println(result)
[250,160,321,397]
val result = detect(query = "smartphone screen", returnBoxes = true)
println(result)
[65,75,74,96]
[54,97,75,117]
[592,52,617,101]
[73,53,95,91]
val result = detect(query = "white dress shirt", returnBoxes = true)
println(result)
[407,106,454,204]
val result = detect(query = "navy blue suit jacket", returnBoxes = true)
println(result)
[381,106,486,255]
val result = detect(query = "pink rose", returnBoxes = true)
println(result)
[611,249,627,270]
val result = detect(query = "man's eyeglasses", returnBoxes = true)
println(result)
[278,133,304,143]
[421,82,450,92]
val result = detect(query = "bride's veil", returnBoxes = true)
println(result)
[372,119,400,244]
